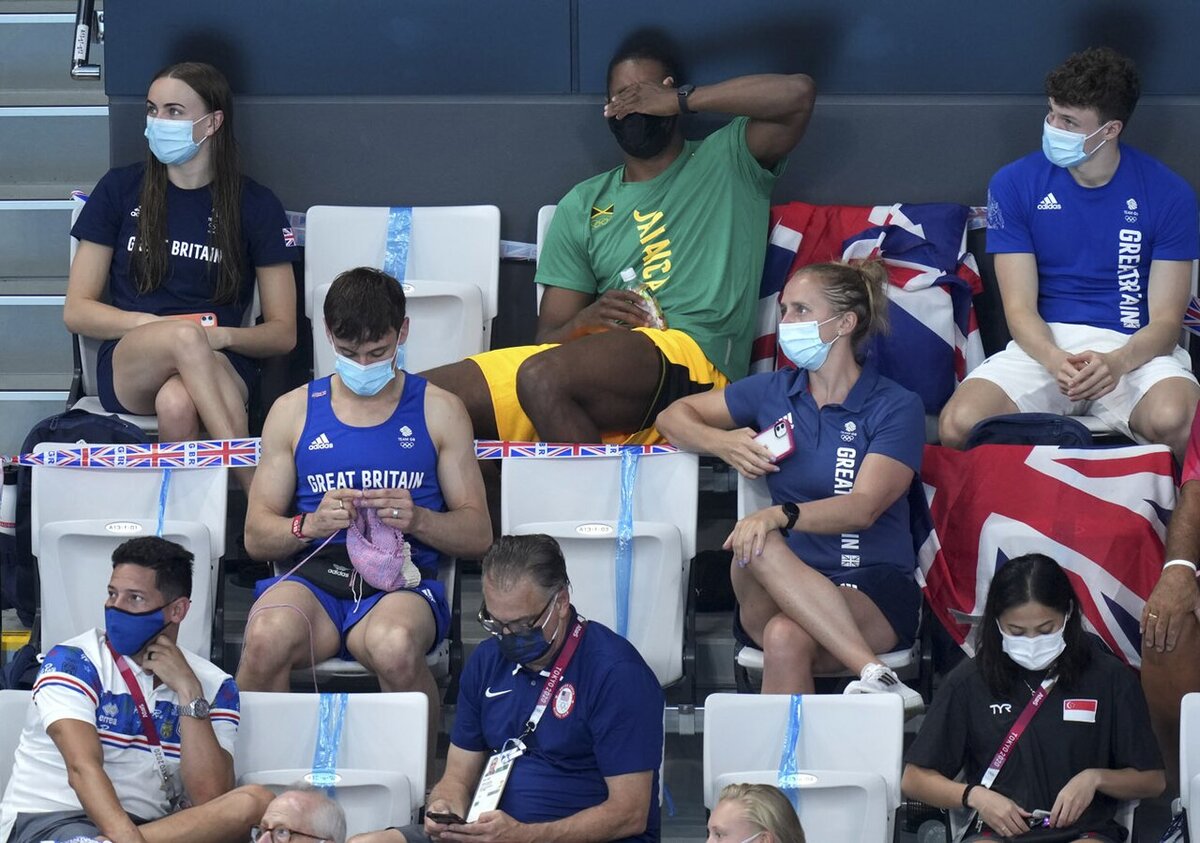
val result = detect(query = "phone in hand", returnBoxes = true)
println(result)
[426,811,466,826]
[165,312,218,328]
[752,418,795,461]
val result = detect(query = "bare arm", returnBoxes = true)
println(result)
[656,390,778,479]
[63,240,160,339]
[244,387,357,559]
[212,262,297,358]
[994,252,1066,373]
[903,765,1032,839]
[371,387,492,559]
[424,744,488,833]
[535,286,652,345]
[519,772,652,843]
[605,73,816,169]
[1143,476,1200,651]
[48,719,148,843]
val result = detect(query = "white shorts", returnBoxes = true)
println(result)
[962,322,1197,440]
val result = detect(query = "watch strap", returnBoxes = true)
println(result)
[291,512,311,542]
[781,502,800,534]
[677,83,696,114]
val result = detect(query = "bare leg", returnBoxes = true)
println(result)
[140,783,273,843]
[346,591,440,779]
[1142,613,1200,793]
[421,359,500,440]
[348,832,407,843]
[732,531,889,679]
[1128,377,1200,463]
[236,581,342,692]
[937,379,1019,449]
[515,330,662,442]
[760,588,899,694]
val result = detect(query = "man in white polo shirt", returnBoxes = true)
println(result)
[0,536,271,843]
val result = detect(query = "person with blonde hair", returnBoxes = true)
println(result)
[658,261,925,708]
[707,783,805,843]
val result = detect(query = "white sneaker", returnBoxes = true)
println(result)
[843,662,924,715]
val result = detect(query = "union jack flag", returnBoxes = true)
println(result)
[473,441,679,460]
[753,202,985,414]
[1183,294,1200,337]
[13,438,261,469]
[917,443,1176,668]
[282,227,297,248]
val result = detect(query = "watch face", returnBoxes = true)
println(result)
[184,698,211,718]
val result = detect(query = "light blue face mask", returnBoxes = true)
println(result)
[1042,118,1111,169]
[144,114,211,166]
[333,343,405,396]
[778,315,841,371]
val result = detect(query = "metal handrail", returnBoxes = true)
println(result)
[69,0,101,80]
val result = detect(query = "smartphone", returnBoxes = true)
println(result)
[426,811,466,826]
[165,312,218,328]
[752,418,795,461]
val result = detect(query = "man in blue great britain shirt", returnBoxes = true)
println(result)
[349,534,664,843]
[237,267,492,763]
[940,47,1200,459]
[0,537,270,843]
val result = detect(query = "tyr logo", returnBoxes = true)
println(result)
[990,703,1013,715]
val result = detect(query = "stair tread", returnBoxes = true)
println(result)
[0,90,107,107]
[0,372,72,391]
[0,183,103,201]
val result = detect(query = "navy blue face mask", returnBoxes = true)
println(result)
[496,605,562,665]
[105,605,170,656]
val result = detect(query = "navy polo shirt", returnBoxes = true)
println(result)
[723,361,925,574]
[452,614,664,842]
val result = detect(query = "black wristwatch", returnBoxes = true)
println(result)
[780,502,800,534]
[676,83,696,114]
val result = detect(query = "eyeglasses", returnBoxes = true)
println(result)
[250,826,328,843]
[478,590,559,636]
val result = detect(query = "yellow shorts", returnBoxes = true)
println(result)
[467,328,728,445]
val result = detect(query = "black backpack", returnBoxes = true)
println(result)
[3,409,149,628]
[963,412,1093,449]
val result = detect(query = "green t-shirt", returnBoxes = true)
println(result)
[535,116,782,381]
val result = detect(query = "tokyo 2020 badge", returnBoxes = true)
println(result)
[553,683,576,719]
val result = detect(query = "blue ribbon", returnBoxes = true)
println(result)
[309,692,349,791]
[155,468,172,536]
[615,450,639,638]
[383,207,413,282]
[777,694,804,812]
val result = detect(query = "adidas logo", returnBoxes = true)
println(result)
[1037,192,1062,210]
[307,433,334,451]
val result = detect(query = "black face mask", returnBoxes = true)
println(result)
[607,112,677,159]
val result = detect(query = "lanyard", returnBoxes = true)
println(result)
[979,674,1058,789]
[520,619,586,740]
[106,641,172,787]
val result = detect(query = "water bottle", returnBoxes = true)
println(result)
[619,267,666,329]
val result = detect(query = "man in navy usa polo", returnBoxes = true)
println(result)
[350,534,664,843]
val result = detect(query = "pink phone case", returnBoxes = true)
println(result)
[753,418,795,461]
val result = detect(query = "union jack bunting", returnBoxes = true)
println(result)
[753,202,985,414]
[1182,294,1200,336]
[473,441,679,460]
[917,443,1176,668]
[9,438,261,469]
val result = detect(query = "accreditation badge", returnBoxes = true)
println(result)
[466,741,525,822]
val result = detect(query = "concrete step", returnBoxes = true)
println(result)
[0,295,73,379]
[0,199,75,282]
[0,12,105,98]
[0,389,69,455]
[0,106,108,195]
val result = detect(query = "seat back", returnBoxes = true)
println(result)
[704,693,903,843]
[500,452,698,686]
[737,472,774,521]
[305,205,500,376]
[31,448,228,654]
[235,692,427,836]
[535,204,556,312]
[1182,693,1200,817]
[0,690,31,798]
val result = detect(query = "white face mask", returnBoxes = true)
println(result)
[998,611,1070,671]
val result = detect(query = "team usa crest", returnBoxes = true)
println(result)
[553,683,576,719]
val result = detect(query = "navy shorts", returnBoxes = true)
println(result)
[734,564,921,652]
[97,338,258,414]
[253,573,451,661]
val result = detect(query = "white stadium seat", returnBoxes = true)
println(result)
[31,444,227,657]
[535,204,555,311]
[304,205,500,377]
[704,692,903,843]
[500,451,698,687]
[236,691,427,836]
[1182,693,1200,842]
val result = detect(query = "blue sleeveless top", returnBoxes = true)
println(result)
[293,373,446,575]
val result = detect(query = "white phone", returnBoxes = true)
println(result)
[752,417,795,461]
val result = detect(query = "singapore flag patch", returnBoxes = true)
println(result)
[1063,699,1097,723]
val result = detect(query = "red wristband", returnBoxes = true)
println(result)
[291,513,310,542]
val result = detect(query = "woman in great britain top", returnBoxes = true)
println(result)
[64,61,296,483]
[657,260,926,710]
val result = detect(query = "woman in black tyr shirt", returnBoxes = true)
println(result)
[902,553,1164,842]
